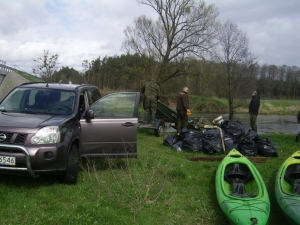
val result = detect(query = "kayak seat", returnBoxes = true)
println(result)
[224,163,255,198]
[285,164,300,195]
[232,178,246,195]
[224,163,252,182]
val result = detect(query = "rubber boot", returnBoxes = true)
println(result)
[144,112,149,124]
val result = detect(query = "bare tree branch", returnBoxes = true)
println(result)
[122,0,219,84]
[213,20,257,120]
[33,50,59,80]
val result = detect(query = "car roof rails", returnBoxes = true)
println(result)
[20,82,46,86]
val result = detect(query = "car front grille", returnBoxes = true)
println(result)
[14,134,28,144]
[0,132,28,145]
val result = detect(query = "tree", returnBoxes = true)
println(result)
[33,50,59,80]
[122,0,219,84]
[52,67,83,84]
[214,20,257,120]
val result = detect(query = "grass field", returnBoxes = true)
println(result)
[159,95,300,115]
[0,129,299,225]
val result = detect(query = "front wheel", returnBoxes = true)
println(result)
[61,144,79,184]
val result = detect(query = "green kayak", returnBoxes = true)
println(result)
[215,149,270,225]
[275,151,300,225]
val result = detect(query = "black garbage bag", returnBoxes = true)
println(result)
[163,134,179,146]
[223,135,239,154]
[238,140,258,156]
[296,131,300,142]
[182,133,203,152]
[189,120,197,127]
[246,129,258,139]
[202,129,223,154]
[221,120,246,142]
[179,128,198,140]
[237,130,258,156]
[171,141,183,151]
[257,136,278,157]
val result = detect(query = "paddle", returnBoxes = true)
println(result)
[203,125,227,155]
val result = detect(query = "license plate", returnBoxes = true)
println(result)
[0,156,16,166]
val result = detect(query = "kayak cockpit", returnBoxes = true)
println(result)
[225,163,257,198]
[284,164,300,195]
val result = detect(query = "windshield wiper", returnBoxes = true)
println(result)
[19,110,37,114]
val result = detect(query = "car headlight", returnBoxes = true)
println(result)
[31,126,60,144]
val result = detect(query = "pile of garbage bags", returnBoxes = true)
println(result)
[163,120,278,157]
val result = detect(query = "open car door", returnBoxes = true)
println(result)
[80,92,140,158]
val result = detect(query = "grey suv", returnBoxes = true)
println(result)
[0,82,140,184]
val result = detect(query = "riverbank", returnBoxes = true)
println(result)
[159,95,300,115]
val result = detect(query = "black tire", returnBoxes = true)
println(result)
[155,121,164,137]
[61,144,79,184]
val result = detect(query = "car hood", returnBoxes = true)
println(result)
[0,112,70,128]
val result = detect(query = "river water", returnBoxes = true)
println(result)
[164,113,299,135]
[189,114,300,134]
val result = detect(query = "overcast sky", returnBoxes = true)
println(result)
[0,0,299,74]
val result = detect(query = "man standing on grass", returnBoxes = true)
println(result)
[141,79,160,124]
[176,87,190,135]
[249,90,260,132]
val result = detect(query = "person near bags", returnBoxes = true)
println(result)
[141,79,160,124]
[176,87,190,135]
[248,90,260,132]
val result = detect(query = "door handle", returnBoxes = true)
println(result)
[122,122,135,127]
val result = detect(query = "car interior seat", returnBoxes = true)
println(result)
[35,91,49,109]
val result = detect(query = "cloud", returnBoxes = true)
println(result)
[0,0,158,72]
[0,0,299,74]
[205,0,300,66]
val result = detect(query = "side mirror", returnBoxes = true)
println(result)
[84,109,94,119]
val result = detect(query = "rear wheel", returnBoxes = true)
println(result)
[61,144,79,184]
[155,121,165,137]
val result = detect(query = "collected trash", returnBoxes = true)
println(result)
[296,131,300,142]
[195,117,211,129]
[163,116,278,157]
[212,116,224,126]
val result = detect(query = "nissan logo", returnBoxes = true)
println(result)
[0,133,6,142]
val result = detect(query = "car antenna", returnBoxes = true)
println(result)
[59,80,62,85]
[46,83,49,87]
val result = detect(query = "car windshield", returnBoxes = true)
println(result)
[0,87,76,115]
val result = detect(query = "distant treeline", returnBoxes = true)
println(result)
[51,54,300,100]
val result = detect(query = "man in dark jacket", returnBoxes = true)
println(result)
[141,79,160,124]
[249,91,260,132]
[176,87,190,135]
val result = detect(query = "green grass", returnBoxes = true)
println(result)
[0,130,298,224]
[264,99,300,108]
[158,95,300,115]
[260,100,300,115]
[19,73,43,82]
